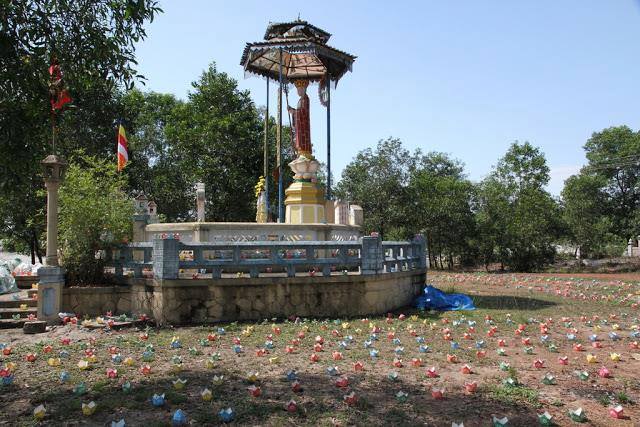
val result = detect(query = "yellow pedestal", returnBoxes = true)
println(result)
[285,181,326,224]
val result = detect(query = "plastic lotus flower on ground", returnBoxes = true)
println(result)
[59,371,70,382]
[73,382,87,396]
[173,378,187,390]
[387,371,399,381]
[598,366,611,378]
[395,390,408,402]
[285,400,298,413]
[335,376,349,388]
[538,411,553,426]
[106,368,118,379]
[25,353,37,362]
[609,405,624,419]
[542,373,556,385]
[246,372,259,383]
[151,393,165,407]
[569,407,586,422]
[201,388,212,402]
[461,364,473,374]
[47,357,61,367]
[492,415,508,426]
[431,388,444,399]
[218,408,235,422]
[464,381,478,394]
[212,375,224,386]
[247,385,262,397]
[121,381,132,394]
[172,409,187,426]
[343,392,357,406]
[82,401,97,416]
[33,404,46,420]
[426,366,439,378]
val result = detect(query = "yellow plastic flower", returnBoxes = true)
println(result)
[33,404,46,420]
[82,401,96,416]
[47,357,61,367]
[201,388,212,401]
[610,353,621,362]
[173,378,187,390]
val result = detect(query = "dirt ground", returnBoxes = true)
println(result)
[1,271,640,426]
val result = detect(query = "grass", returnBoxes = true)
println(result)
[2,271,640,425]
[488,383,541,408]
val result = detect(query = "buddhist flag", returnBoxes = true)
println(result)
[48,57,72,111]
[117,124,128,171]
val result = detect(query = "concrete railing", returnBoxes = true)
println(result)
[105,235,426,280]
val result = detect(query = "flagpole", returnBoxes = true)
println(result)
[263,79,270,220]
[277,47,284,223]
[326,76,331,200]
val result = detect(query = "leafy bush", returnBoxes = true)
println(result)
[58,155,134,285]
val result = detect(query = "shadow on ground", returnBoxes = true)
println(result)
[472,294,557,311]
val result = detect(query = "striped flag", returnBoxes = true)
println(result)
[117,124,128,171]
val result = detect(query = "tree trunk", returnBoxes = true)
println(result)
[32,228,42,264]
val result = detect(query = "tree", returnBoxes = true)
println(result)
[582,126,640,238]
[561,173,616,258]
[407,152,476,269]
[58,154,134,285]
[120,66,294,223]
[335,138,416,239]
[0,0,161,255]
[476,142,560,271]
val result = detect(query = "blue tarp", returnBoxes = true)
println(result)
[414,285,476,311]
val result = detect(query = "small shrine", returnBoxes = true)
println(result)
[241,19,356,224]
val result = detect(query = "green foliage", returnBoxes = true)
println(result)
[58,155,134,285]
[583,126,640,238]
[335,138,415,238]
[488,383,541,408]
[562,173,619,258]
[0,0,160,254]
[120,66,293,222]
[558,125,640,258]
[407,152,476,268]
[476,142,561,271]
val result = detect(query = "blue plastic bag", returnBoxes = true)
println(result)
[414,285,475,311]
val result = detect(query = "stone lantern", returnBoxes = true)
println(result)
[38,154,67,323]
[41,155,67,266]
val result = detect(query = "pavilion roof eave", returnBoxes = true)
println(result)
[240,40,356,83]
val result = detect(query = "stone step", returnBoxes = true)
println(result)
[0,318,27,329]
[0,299,37,308]
[0,307,37,319]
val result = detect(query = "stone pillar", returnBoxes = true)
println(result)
[37,266,65,323]
[42,155,67,266]
[412,234,427,269]
[361,235,383,275]
[628,238,634,257]
[39,154,67,323]
[196,182,205,222]
[349,205,363,227]
[153,237,180,280]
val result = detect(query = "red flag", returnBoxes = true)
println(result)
[117,124,128,171]
[49,57,72,111]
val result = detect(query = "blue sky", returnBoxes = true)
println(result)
[134,1,640,195]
